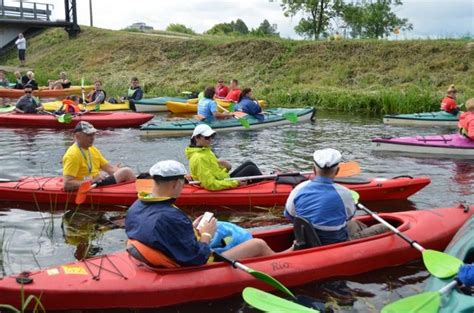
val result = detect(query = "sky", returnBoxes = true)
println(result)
[7,0,474,39]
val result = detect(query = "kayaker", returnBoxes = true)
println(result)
[185,124,263,190]
[234,88,264,122]
[196,86,233,122]
[224,79,241,102]
[214,79,229,99]
[125,160,275,268]
[57,96,85,115]
[119,77,143,104]
[14,85,43,113]
[24,71,38,90]
[284,148,386,245]
[84,80,106,107]
[458,98,474,140]
[62,121,135,191]
[48,72,71,90]
[440,84,459,115]
[458,264,474,286]
[13,71,26,89]
[0,70,10,88]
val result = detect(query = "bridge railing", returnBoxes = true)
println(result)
[0,0,52,21]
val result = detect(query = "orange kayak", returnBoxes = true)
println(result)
[0,85,94,98]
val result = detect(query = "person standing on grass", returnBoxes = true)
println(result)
[15,33,26,67]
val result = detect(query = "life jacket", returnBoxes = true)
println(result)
[62,99,81,113]
[127,87,137,98]
[440,96,458,113]
[126,239,180,268]
[90,90,106,104]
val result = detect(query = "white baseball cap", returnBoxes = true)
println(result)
[149,160,187,177]
[313,148,342,169]
[192,124,216,138]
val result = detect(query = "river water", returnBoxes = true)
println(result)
[0,111,473,312]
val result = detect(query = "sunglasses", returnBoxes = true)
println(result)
[24,90,32,94]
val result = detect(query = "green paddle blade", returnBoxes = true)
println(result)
[423,249,463,278]
[242,287,318,312]
[249,270,295,298]
[228,103,236,112]
[81,77,84,87]
[381,291,440,313]
[58,113,72,123]
[238,117,250,129]
[283,112,298,123]
[351,190,360,203]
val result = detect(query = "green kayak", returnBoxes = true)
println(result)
[424,215,474,313]
[134,97,191,112]
[140,107,316,137]
[383,111,459,127]
[0,106,15,113]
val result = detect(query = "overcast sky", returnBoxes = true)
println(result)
[9,0,474,39]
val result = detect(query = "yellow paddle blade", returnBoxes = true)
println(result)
[336,161,361,177]
[243,287,317,312]
[423,249,463,278]
[382,291,440,313]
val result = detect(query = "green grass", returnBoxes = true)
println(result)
[1,27,473,114]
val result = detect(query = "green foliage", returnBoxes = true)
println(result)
[251,20,280,37]
[233,19,249,34]
[0,286,46,313]
[165,23,196,35]
[281,0,337,39]
[338,0,413,38]
[206,19,249,35]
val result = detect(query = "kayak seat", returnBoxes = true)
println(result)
[276,174,307,186]
[293,216,322,250]
[333,177,371,185]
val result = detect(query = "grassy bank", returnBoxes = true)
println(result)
[1,27,473,114]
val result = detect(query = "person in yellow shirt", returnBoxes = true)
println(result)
[62,121,136,191]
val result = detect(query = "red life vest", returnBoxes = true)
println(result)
[440,96,458,113]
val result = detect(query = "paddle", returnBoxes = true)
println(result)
[227,102,298,123]
[216,103,250,129]
[75,180,97,205]
[81,77,86,108]
[213,250,296,298]
[136,161,361,193]
[381,279,458,313]
[42,110,73,123]
[355,199,463,278]
[242,287,318,312]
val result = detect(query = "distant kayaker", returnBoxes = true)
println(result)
[48,72,71,90]
[125,160,275,268]
[57,96,85,115]
[196,86,233,122]
[14,85,43,113]
[440,84,459,115]
[0,70,10,88]
[214,79,229,99]
[185,124,263,190]
[119,77,143,104]
[84,80,106,107]
[13,71,28,89]
[234,88,264,122]
[62,121,135,191]
[24,71,38,90]
[458,98,474,140]
[284,148,387,246]
[224,79,241,102]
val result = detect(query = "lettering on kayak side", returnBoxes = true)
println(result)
[62,265,88,275]
[271,262,290,271]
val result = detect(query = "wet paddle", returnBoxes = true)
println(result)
[75,181,97,205]
[381,279,458,313]
[227,102,298,123]
[135,161,361,193]
[242,287,319,312]
[42,110,73,123]
[216,103,250,128]
[355,200,463,278]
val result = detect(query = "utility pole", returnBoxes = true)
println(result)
[89,0,93,27]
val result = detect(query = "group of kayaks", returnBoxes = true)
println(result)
[374,110,474,158]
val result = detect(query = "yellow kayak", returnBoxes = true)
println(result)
[43,100,130,112]
[166,99,266,114]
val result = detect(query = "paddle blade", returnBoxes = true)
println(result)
[58,113,72,123]
[249,270,295,298]
[283,112,298,123]
[423,249,463,278]
[75,181,91,205]
[381,291,440,313]
[81,77,84,87]
[336,161,361,177]
[351,190,360,203]
[228,103,236,112]
[135,179,153,193]
[242,287,317,312]
[238,117,250,129]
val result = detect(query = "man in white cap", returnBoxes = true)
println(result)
[185,124,262,190]
[284,148,386,245]
[62,121,135,191]
[125,160,275,267]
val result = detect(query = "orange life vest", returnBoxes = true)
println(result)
[62,99,81,113]
[126,239,180,268]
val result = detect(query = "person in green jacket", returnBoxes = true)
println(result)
[185,124,263,191]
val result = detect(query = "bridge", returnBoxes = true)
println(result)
[0,0,79,51]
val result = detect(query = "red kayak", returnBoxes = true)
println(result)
[0,206,470,310]
[0,112,154,129]
[0,175,430,208]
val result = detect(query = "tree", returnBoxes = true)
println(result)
[206,19,249,35]
[232,19,249,34]
[166,23,196,35]
[338,0,413,39]
[251,19,280,37]
[280,0,338,39]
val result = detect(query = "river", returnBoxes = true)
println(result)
[0,110,473,312]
